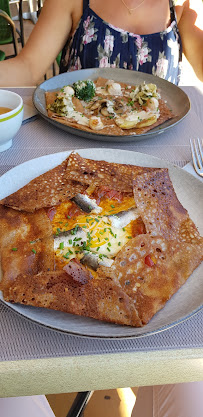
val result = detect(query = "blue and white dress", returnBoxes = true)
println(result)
[59,0,182,84]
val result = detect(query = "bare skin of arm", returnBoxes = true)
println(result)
[0,0,202,86]
[0,0,76,86]
[176,0,203,81]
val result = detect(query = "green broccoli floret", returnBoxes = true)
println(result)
[73,80,96,102]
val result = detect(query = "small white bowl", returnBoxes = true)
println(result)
[0,90,24,152]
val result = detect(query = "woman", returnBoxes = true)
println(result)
[0,1,203,415]
[0,0,202,86]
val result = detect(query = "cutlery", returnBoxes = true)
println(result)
[190,138,203,177]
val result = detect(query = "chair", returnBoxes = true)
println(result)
[0,0,21,58]
[66,392,93,417]
[9,0,25,46]
[0,49,5,59]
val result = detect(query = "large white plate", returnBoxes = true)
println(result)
[0,149,202,338]
[33,68,190,143]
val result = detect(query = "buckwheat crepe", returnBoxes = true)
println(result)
[46,77,174,136]
[0,153,202,327]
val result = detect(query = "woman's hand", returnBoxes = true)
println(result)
[177,0,203,81]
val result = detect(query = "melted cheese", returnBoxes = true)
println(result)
[52,195,138,269]
[61,92,89,126]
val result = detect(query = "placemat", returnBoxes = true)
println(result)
[0,85,202,362]
[0,163,202,363]
[0,302,202,362]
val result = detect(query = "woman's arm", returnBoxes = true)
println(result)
[177,0,203,81]
[0,0,75,86]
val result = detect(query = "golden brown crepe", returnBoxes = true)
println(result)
[45,77,174,136]
[65,151,157,193]
[97,168,203,324]
[0,157,87,212]
[0,152,202,327]
[6,267,142,327]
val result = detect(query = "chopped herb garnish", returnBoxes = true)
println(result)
[110,204,115,208]
[70,225,79,235]
[32,249,36,254]
[59,242,64,250]
[118,242,121,246]
[11,247,18,251]
[63,253,70,259]
[127,236,132,239]
[107,247,111,252]
[96,247,100,251]
[68,239,72,245]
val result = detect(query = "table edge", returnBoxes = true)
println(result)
[1,348,203,397]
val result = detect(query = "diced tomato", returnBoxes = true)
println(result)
[132,218,146,237]
[92,186,124,204]
[66,203,82,219]
[106,190,123,201]
[145,255,155,267]
[47,207,56,221]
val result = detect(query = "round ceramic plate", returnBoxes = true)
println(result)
[33,68,190,143]
[0,149,202,338]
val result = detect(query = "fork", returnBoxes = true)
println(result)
[190,138,203,177]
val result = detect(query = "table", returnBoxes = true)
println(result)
[0,85,203,398]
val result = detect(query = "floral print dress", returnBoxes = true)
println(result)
[59,0,182,85]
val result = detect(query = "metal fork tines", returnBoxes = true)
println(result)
[190,138,203,177]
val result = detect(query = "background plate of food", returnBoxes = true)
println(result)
[33,68,190,143]
[0,149,202,339]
